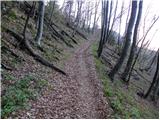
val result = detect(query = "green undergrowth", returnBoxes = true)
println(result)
[1,73,48,118]
[91,42,159,119]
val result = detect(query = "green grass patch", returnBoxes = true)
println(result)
[1,74,48,118]
[91,42,158,119]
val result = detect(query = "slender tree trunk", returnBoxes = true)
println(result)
[108,1,138,81]
[127,16,159,82]
[105,0,118,43]
[151,76,159,101]
[49,1,55,23]
[121,0,143,82]
[92,1,100,34]
[107,1,113,36]
[117,1,124,52]
[144,54,159,98]
[35,1,45,46]
[97,0,109,57]
[97,0,105,57]
[145,49,158,71]
[124,0,131,36]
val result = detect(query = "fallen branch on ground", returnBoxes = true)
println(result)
[44,18,73,48]
[66,23,88,40]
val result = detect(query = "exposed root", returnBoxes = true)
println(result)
[4,27,67,75]
[24,37,66,75]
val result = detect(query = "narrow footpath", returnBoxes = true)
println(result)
[18,40,111,119]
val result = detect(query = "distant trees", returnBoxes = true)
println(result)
[108,1,138,81]
[35,1,45,46]
[92,0,100,33]
[74,0,84,27]
[97,0,118,57]
[117,1,124,53]
[64,0,73,23]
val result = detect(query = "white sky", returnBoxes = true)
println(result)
[55,0,160,50]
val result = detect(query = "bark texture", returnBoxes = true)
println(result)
[108,1,138,81]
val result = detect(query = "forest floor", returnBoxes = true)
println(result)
[1,6,158,118]
[13,40,112,119]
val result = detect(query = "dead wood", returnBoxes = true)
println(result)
[48,20,78,44]
[61,30,77,44]
[44,18,74,48]
[66,23,88,40]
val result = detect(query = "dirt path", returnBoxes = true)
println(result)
[17,40,111,119]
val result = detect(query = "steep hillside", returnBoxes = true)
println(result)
[1,2,87,118]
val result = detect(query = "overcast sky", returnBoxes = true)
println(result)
[56,0,160,50]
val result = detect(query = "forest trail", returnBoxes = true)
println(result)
[17,40,111,119]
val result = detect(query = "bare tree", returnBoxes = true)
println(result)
[108,1,138,81]
[74,0,83,27]
[144,53,159,99]
[92,0,100,33]
[35,1,45,46]
[64,0,73,23]
[117,1,124,52]
[145,49,159,71]
[97,0,109,57]
[127,16,159,82]
[121,0,143,82]
[49,1,56,23]
[107,1,113,36]
[106,0,118,43]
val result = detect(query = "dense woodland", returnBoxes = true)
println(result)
[1,0,159,119]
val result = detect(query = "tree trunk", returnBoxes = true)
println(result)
[127,16,159,82]
[151,76,159,101]
[35,1,45,46]
[117,1,124,52]
[49,1,55,23]
[92,1,100,34]
[145,49,158,71]
[144,53,159,98]
[121,0,143,82]
[97,0,109,57]
[108,1,138,81]
[105,0,118,44]
[107,1,113,36]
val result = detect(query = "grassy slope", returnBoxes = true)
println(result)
[91,41,158,119]
[1,5,86,118]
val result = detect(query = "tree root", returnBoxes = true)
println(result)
[4,27,67,75]
[24,37,66,75]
